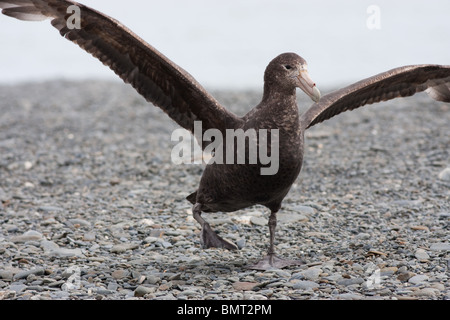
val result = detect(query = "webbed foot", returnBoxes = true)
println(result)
[200,223,238,251]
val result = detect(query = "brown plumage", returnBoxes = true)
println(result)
[2,0,449,269]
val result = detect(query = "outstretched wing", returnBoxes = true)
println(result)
[300,65,450,130]
[0,0,242,141]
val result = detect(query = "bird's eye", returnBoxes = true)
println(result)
[284,65,292,70]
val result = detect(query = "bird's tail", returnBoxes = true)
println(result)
[186,191,197,205]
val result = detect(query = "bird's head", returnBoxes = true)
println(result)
[264,53,321,102]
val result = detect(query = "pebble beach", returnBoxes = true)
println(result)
[0,80,449,300]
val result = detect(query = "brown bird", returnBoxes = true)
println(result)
[1,0,449,270]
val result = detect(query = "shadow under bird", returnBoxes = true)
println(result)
[1,0,449,270]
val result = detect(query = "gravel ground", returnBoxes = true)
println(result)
[0,80,449,300]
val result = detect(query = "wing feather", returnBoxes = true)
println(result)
[0,0,242,141]
[301,65,450,130]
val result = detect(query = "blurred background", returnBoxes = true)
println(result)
[0,0,449,90]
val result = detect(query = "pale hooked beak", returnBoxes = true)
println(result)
[296,69,321,102]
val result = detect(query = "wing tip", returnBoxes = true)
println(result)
[426,83,450,103]
[2,6,49,21]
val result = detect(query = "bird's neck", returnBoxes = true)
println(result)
[257,84,300,133]
[262,83,296,104]
[261,84,298,117]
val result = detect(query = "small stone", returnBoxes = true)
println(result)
[380,266,398,276]
[392,199,423,207]
[107,282,119,291]
[438,212,450,219]
[292,280,319,290]
[38,206,64,213]
[111,269,129,280]
[57,248,84,258]
[411,288,438,297]
[95,288,114,296]
[111,243,139,253]
[397,272,415,282]
[243,293,268,300]
[168,273,182,281]
[41,240,84,258]
[335,293,363,300]
[398,266,408,273]
[270,269,291,278]
[109,178,121,186]
[305,232,332,238]
[9,283,27,294]
[49,280,66,288]
[160,241,172,248]
[41,240,59,252]
[352,263,364,272]
[69,218,91,228]
[408,274,429,284]
[143,236,160,244]
[324,274,343,282]
[410,225,429,231]
[156,293,176,300]
[438,167,450,181]
[209,217,233,226]
[429,243,450,251]
[134,285,154,297]
[367,250,387,257]
[337,278,364,286]
[140,218,155,226]
[250,216,268,226]
[4,223,19,232]
[83,232,96,242]
[232,282,259,291]
[277,212,308,224]
[10,230,43,243]
[179,289,201,298]
[158,283,171,291]
[23,181,34,188]
[415,248,430,260]
[145,275,161,285]
[300,267,322,281]
[431,283,445,291]
[356,233,371,240]
[289,205,316,215]
[116,200,134,208]
[236,238,246,249]
[0,271,13,281]
[13,268,45,280]
[40,218,58,226]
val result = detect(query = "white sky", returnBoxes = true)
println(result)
[0,0,449,89]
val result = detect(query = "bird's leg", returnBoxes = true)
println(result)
[247,210,305,270]
[267,209,277,256]
[192,203,237,251]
